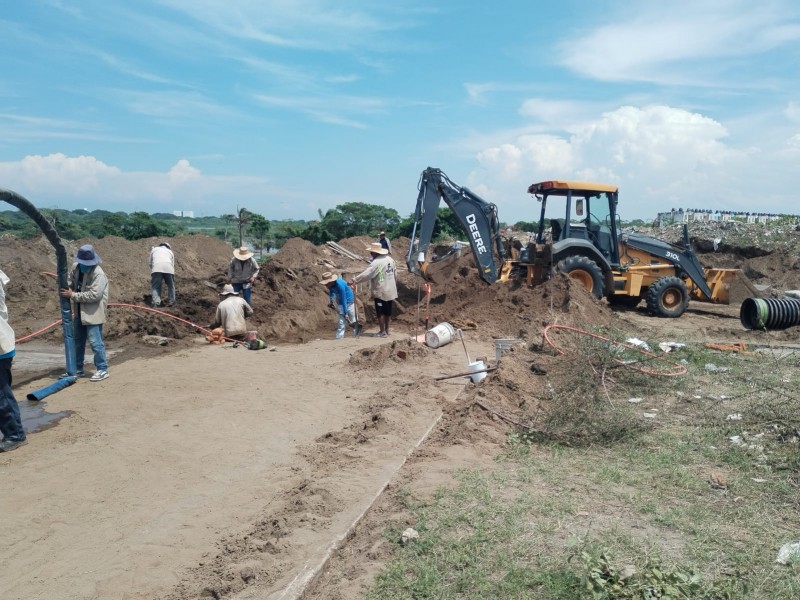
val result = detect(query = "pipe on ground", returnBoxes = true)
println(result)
[27,376,77,402]
[740,297,800,330]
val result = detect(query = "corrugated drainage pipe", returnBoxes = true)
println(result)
[740,297,800,330]
[26,376,77,402]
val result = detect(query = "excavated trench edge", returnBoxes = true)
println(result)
[271,409,446,600]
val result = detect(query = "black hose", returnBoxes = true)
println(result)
[740,297,800,330]
[0,188,77,374]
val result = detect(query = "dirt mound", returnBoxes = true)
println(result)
[1,234,235,341]
[393,247,614,343]
[5,228,800,348]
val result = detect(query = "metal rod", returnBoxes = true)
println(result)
[433,366,496,381]
[458,329,471,363]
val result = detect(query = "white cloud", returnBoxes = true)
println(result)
[253,92,387,128]
[465,104,797,221]
[559,1,800,84]
[786,102,800,123]
[518,98,601,129]
[0,154,275,214]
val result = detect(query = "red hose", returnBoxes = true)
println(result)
[15,302,243,345]
[543,324,687,377]
[15,320,62,343]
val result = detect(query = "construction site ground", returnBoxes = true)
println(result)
[1,228,799,599]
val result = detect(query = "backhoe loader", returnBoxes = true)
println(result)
[406,167,741,318]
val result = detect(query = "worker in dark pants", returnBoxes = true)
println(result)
[378,231,392,255]
[0,268,27,453]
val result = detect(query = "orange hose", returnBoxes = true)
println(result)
[15,320,62,343]
[543,324,687,377]
[15,303,243,345]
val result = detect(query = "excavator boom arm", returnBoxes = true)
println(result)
[407,167,505,283]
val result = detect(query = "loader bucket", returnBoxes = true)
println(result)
[690,268,760,304]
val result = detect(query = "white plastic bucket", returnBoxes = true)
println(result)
[426,322,455,349]
[468,360,487,383]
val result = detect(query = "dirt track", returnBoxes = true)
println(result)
[1,334,487,600]
[3,231,800,598]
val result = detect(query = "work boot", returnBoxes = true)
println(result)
[0,438,27,453]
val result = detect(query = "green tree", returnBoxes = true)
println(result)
[299,221,333,245]
[248,213,270,258]
[311,202,402,241]
[100,213,128,237]
[513,220,538,232]
[235,207,249,246]
[121,212,161,240]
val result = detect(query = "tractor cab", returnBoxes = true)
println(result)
[527,180,621,266]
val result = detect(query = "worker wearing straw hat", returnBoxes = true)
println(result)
[228,246,260,306]
[319,272,362,339]
[351,243,398,337]
[210,284,254,339]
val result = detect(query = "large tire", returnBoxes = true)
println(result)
[556,256,605,298]
[646,276,689,318]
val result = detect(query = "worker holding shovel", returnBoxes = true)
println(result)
[320,272,362,339]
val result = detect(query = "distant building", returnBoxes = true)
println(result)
[655,207,798,226]
[173,210,194,218]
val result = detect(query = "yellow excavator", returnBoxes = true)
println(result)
[406,167,741,318]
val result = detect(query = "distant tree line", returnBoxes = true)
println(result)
[0,201,498,252]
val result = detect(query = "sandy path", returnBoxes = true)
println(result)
[0,334,473,600]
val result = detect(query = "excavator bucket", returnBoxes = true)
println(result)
[690,268,761,304]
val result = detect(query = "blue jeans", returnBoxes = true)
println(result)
[151,272,176,306]
[0,357,25,441]
[232,282,252,305]
[74,316,108,372]
[336,303,357,339]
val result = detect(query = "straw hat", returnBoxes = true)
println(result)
[319,271,338,286]
[75,244,102,266]
[366,242,388,255]
[220,284,239,296]
[233,246,254,260]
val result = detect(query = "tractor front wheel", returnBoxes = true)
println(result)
[556,256,605,298]
[646,276,689,318]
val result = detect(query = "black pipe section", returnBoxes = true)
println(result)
[740,296,800,330]
[0,188,77,378]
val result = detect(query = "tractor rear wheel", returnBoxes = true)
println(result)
[556,256,605,298]
[646,276,688,318]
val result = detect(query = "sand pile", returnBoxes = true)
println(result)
[5,229,799,347]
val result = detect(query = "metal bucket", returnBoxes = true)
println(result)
[426,322,455,349]
[468,360,487,383]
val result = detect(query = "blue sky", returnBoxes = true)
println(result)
[1,0,799,223]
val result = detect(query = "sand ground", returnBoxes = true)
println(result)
[0,332,488,600]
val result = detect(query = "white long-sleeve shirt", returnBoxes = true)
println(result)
[149,245,175,275]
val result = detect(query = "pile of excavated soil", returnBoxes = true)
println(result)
[4,230,800,348]
[1,235,233,342]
